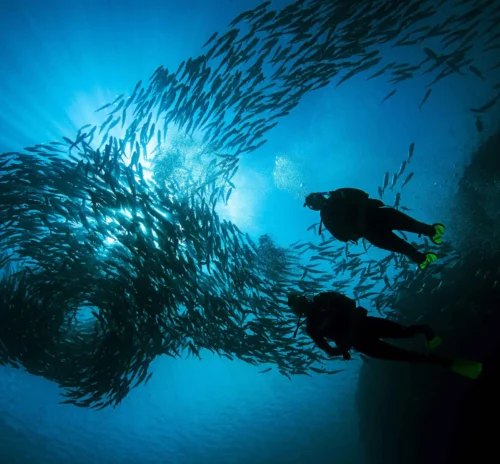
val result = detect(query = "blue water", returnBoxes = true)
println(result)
[0,0,498,463]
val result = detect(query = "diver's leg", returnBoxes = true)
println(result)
[372,207,435,236]
[364,229,426,264]
[360,316,435,341]
[353,338,452,366]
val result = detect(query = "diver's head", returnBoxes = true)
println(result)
[304,192,326,211]
[288,292,311,317]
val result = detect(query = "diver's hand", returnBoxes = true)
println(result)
[343,351,351,361]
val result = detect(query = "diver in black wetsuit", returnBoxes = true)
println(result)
[303,188,445,270]
[288,291,482,379]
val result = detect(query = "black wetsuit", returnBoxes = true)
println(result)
[305,291,451,367]
[320,188,435,264]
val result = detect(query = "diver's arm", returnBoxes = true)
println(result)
[314,336,345,358]
[307,327,348,358]
[316,294,356,358]
[332,337,352,360]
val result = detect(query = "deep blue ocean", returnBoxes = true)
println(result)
[0,1,499,463]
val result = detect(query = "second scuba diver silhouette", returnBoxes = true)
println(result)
[288,291,483,379]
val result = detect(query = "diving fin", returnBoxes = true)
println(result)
[419,252,437,271]
[427,336,442,352]
[430,223,445,245]
[449,359,483,380]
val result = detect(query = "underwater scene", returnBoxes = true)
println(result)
[0,0,499,463]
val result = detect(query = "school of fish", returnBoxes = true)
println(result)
[0,0,499,409]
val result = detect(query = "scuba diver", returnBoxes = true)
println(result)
[288,291,483,379]
[303,188,445,270]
